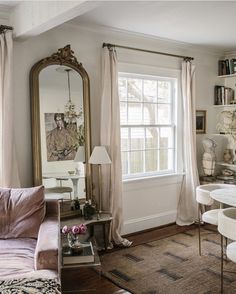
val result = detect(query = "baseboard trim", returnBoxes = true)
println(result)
[122,210,177,235]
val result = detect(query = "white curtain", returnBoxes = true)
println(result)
[100,47,131,247]
[176,60,199,225]
[0,30,20,187]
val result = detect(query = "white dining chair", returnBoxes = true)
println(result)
[218,207,236,293]
[196,183,235,256]
[43,178,73,200]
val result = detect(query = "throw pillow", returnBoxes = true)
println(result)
[0,186,45,239]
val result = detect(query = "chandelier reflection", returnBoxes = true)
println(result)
[64,69,81,124]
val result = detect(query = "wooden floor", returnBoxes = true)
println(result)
[62,223,196,294]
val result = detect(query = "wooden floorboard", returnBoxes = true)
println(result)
[62,223,197,293]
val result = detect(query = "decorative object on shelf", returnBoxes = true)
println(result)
[62,224,87,254]
[222,169,234,176]
[68,170,75,175]
[216,110,236,163]
[83,200,95,220]
[202,138,217,176]
[216,110,236,135]
[196,110,206,134]
[74,146,85,175]
[89,146,112,219]
[223,149,233,164]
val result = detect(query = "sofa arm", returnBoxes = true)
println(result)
[34,216,59,271]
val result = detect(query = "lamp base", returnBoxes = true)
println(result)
[75,162,84,176]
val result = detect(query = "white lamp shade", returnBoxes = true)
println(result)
[74,146,85,163]
[89,146,111,165]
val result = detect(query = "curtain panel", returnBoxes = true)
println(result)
[176,60,199,225]
[0,30,19,187]
[100,47,131,247]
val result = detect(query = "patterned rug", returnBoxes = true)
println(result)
[101,227,236,294]
[0,278,61,294]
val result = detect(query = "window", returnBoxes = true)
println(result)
[118,72,178,179]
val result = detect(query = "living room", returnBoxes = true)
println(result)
[1,1,236,293]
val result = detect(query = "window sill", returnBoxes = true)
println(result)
[123,172,185,184]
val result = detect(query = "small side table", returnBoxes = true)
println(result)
[61,240,101,293]
[61,213,113,251]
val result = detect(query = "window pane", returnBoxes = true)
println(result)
[121,128,129,151]
[128,102,142,124]
[158,81,171,102]
[130,151,143,174]
[160,127,173,148]
[127,78,142,101]
[131,128,144,150]
[143,103,157,124]
[118,74,177,178]
[119,77,127,100]
[146,127,159,149]
[143,80,157,102]
[121,152,128,175]
[159,149,174,171]
[145,149,158,172]
[157,104,171,124]
[120,102,127,124]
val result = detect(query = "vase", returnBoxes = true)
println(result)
[67,233,83,254]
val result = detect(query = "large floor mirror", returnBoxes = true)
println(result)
[30,45,92,202]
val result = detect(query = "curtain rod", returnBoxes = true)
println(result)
[103,42,194,61]
[0,25,13,34]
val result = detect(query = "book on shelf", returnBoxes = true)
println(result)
[214,85,234,105]
[62,242,95,265]
[218,58,236,75]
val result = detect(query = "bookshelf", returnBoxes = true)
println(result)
[204,58,236,185]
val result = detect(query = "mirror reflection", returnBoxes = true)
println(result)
[39,65,85,199]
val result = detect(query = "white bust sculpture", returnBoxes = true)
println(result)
[202,138,217,176]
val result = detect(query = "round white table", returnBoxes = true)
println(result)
[210,188,236,207]
[43,172,85,199]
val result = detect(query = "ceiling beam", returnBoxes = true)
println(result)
[10,1,101,39]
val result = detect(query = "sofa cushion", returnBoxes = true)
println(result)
[0,238,58,281]
[0,238,36,279]
[0,186,45,238]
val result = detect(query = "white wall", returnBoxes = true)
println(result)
[13,23,221,234]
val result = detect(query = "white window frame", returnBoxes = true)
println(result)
[118,63,183,181]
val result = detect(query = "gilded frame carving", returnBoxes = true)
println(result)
[30,45,92,199]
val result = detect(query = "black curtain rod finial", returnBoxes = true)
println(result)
[0,25,13,34]
[103,43,114,50]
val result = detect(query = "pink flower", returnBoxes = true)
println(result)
[79,224,87,234]
[62,225,70,234]
[72,225,80,234]
[63,224,87,235]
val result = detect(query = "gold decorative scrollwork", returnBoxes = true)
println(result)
[43,45,82,67]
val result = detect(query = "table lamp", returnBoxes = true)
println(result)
[74,146,85,175]
[89,146,111,218]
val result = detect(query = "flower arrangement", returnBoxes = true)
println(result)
[62,224,87,250]
[62,224,87,235]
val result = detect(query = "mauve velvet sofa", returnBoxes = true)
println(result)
[0,186,60,282]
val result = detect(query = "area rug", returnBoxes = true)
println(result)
[101,227,236,294]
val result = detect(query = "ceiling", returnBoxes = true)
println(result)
[70,1,236,52]
[1,1,236,51]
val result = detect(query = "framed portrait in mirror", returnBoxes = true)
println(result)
[196,110,206,134]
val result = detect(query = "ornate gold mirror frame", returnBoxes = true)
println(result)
[30,45,92,199]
